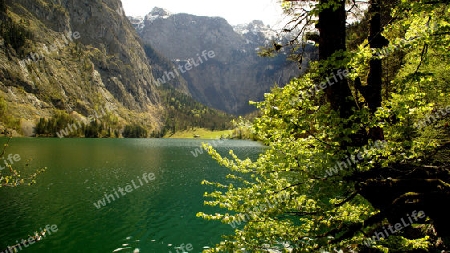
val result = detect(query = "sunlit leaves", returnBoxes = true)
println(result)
[197,1,450,252]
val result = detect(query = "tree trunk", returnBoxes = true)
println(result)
[366,0,387,141]
[318,0,355,119]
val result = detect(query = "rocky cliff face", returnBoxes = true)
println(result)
[129,7,307,115]
[0,0,163,135]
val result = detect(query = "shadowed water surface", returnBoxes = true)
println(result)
[0,138,263,253]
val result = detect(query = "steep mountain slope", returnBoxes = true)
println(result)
[0,0,163,135]
[129,7,308,115]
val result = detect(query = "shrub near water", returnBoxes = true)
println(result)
[122,124,148,138]
[0,97,20,132]
[34,109,120,138]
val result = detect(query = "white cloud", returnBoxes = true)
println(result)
[120,0,286,27]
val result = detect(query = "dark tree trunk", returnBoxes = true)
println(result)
[315,0,450,246]
[355,1,450,241]
[318,0,361,150]
[367,0,387,141]
[318,0,355,119]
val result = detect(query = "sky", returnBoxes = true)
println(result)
[120,0,286,27]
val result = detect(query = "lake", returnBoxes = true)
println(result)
[0,138,264,253]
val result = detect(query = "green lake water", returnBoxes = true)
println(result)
[0,138,264,253]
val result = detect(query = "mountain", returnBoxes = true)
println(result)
[0,0,165,136]
[128,7,309,115]
[0,0,235,137]
[0,1,307,137]
[233,20,278,46]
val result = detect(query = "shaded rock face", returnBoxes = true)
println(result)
[130,8,306,115]
[0,0,163,130]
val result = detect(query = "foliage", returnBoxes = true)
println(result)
[84,120,102,138]
[0,97,20,131]
[152,85,234,138]
[230,117,256,140]
[0,2,33,57]
[0,0,5,15]
[34,108,119,138]
[34,110,82,137]
[144,42,241,137]
[197,1,450,252]
[0,136,46,188]
[122,124,148,138]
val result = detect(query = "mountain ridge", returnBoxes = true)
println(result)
[129,7,308,115]
[0,0,163,136]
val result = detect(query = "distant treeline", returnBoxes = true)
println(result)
[34,110,124,138]
[0,0,33,57]
[151,85,234,137]
[31,89,235,138]
[33,108,149,138]
[143,43,235,137]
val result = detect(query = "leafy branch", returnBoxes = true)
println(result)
[0,134,46,188]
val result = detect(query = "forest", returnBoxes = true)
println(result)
[31,88,234,138]
[197,0,450,252]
